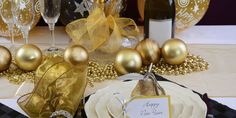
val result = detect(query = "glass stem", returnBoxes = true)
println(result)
[22,29,29,44]
[48,23,55,48]
[8,23,14,46]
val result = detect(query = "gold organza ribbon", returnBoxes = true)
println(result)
[66,7,139,53]
[17,57,88,117]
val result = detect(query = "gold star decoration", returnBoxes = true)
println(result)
[193,0,199,13]
[19,1,26,10]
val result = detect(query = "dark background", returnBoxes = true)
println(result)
[38,0,236,26]
[123,0,236,25]
[198,0,236,25]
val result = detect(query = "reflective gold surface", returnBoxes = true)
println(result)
[64,45,89,67]
[135,39,160,65]
[0,46,12,72]
[15,44,42,71]
[161,38,188,65]
[115,48,142,75]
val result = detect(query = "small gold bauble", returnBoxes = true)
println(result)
[64,45,89,66]
[162,38,188,65]
[115,48,142,75]
[0,46,12,72]
[15,44,42,71]
[135,39,160,65]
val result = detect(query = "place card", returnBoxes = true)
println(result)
[126,96,171,118]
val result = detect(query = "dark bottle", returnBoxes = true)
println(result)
[144,0,175,46]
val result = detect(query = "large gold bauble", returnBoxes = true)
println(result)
[135,39,160,65]
[64,45,89,66]
[162,38,188,65]
[0,46,12,72]
[0,0,41,37]
[137,0,210,33]
[115,48,142,75]
[15,44,43,71]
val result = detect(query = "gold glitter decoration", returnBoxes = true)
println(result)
[140,54,209,75]
[137,0,210,33]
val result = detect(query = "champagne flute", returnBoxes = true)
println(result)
[12,0,35,44]
[39,0,63,53]
[0,0,15,52]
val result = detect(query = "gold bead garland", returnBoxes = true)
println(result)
[0,63,35,84]
[0,54,62,85]
[140,54,209,75]
[0,53,208,85]
[87,61,118,86]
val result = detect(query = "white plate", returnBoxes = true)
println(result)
[85,74,207,118]
[85,81,137,118]
[161,82,207,118]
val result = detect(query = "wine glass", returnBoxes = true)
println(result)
[39,0,63,53]
[12,0,35,44]
[0,0,15,52]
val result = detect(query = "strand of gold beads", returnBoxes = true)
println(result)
[0,63,35,84]
[87,61,118,86]
[0,54,63,85]
[140,54,209,75]
[1,54,208,85]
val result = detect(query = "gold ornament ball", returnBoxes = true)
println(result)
[64,45,89,66]
[162,38,188,65]
[0,46,12,72]
[135,39,161,65]
[115,48,142,75]
[15,44,43,71]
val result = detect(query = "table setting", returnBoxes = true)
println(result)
[0,0,236,118]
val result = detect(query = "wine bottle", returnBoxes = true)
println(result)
[144,0,175,46]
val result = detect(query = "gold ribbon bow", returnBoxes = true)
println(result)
[66,7,139,53]
[17,57,88,117]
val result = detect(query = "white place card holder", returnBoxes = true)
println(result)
[126,96,172,118]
